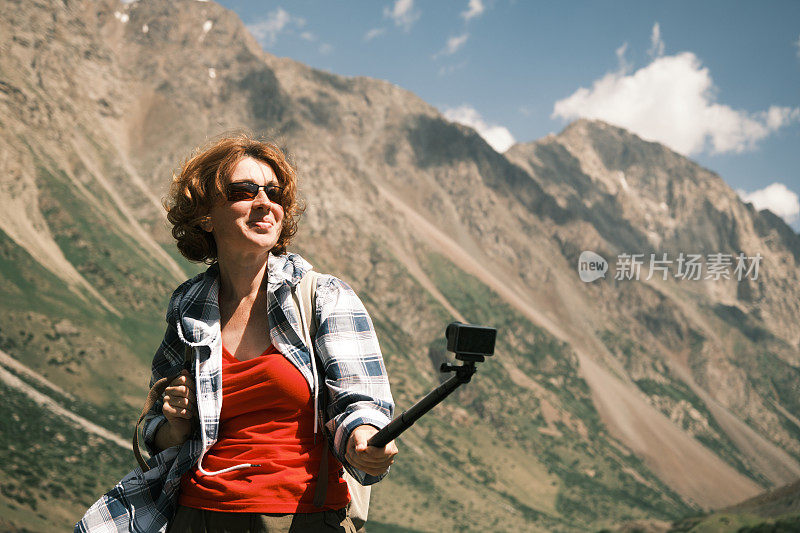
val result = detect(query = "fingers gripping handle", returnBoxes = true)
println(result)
[367,416,403,449]
[134,345,194,471]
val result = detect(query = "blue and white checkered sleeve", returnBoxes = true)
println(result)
[142,289,188,457]
[314,275,395,486]
[141,337,173,457]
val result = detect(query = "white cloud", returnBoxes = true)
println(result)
[384,0,419,32]
[796,34,800,58]
[647,22,664,58]
[461,0,485,21]
[247,8,305,47]
[553,44,800,155]
[615,42,631,73]
[436,33,469,57]
[319,43,333,55]
[364,27,386,41]
[442,105,516,153]
[737,183,800,225]
[764,105,800,129]
[300,31,315,41]
[437,60,468,76]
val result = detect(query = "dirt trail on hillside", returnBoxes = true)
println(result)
[0,350,75,400]
[377,187,764,509]
[0,350,128,449]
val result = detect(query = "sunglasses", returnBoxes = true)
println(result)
[226,181,284,203]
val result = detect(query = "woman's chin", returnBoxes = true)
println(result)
[218,238,278,258]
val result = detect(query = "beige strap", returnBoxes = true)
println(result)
[299,270,319,340]
[133,376,173,471]
[133,345,194,472]
[300,271,371,523]
[295,271,330,507]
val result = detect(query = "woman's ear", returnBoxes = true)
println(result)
[199,216,213,232]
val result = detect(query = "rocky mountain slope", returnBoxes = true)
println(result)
[1,0,799,531]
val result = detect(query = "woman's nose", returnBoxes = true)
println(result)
[252,188,272,207]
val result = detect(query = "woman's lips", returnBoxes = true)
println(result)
[248,220,273,230]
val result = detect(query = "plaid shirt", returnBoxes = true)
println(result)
[76,252,394,532]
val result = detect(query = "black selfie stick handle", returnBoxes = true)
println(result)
[367,362,476,448]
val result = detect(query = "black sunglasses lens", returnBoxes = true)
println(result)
[227,183,283,203]
[266,187,283,203]
[227,182,258,201]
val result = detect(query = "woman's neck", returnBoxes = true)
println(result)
[216,249,270,304]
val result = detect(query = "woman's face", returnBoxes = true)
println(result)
[204,156,285,259]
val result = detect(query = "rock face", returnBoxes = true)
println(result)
[1,1,799,531]
[507,120,800,348]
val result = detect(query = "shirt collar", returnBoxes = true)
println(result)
[174,252,312,345]
[267,252,313,288]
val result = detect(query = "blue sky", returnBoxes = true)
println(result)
[214,0,800,232]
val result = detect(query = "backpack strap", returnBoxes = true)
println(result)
[298,270,320,341]
[292,271,328,506]
[294,271,371,527]
[133,345,193,472]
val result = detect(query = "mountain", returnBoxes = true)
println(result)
[667,478,800,531]
[506,122,800,493]
[1,1,799,531]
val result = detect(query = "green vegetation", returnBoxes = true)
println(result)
[0,148,199,528]
[671,512,800,532]
[701,306,800,464]
[1,361,134,437]
[400,251,696,530]
[0,381,135,531]
[740,350,800,454]
[739,513,800,532]
[599,328,770,486]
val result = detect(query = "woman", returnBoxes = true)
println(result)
[144,134,398,532]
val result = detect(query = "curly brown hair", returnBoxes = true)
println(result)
[164,133,303,263]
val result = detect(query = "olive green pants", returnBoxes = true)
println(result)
[166,505,357,533]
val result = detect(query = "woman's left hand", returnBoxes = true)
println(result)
[345,425,398,476]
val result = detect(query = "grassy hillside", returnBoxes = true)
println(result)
[668,478,800,533]
[360,248,694,532]
[0,378,135,531]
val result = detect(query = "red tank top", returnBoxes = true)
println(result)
[178,344,350,512]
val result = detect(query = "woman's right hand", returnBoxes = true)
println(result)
[161,369,197,442]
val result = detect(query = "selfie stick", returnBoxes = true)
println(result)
[367,322,496,448]
[367,360,477,447]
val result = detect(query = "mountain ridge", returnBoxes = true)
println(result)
[1,0,799,531]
